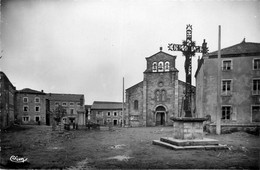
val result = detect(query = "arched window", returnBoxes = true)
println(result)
[165,61,170,71]
[161,90,166,101]
[134,100,138,110]
[158,61,164,72]
[155,90,160,101]
[152,62,157,72]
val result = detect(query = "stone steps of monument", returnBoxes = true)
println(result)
[152,139,228,150]
[160,137,219,146]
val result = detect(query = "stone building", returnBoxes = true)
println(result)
[90,101,124,126]
[0,71,16,129]
[16,88,46,125]
[47,93,85,126]
[125,48,195,127]
[195,40,260,132]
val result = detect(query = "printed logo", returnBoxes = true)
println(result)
[10,155,28,163]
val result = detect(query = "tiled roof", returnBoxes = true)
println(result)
[47,93,84,102]
[209,40,260,57]
[91,101,124,110]
[17,88,45,95]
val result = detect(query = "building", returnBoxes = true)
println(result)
[47,93,85,126]
[125,48,195,127]
[90,101,124,126]
[0,71,16,129]
[195,39,260,132]
[16,88,46,125]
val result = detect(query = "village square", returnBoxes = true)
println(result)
[1,0,260,169]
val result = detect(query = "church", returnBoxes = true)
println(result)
[125,48,195,127]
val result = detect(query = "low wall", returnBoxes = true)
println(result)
[205,123,260,135]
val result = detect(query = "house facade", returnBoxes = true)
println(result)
[0,71,16,129]
[16,88,46,125]
[90,101,124,126]
[195,40,260,132]
[125,48,195,127]
[47,93,85,126]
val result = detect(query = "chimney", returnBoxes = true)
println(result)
[160,47,163,51]
[41,90,44,93]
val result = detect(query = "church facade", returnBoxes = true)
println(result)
[125,48,195,127]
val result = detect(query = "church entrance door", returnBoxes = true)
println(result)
[156,112,165,126]
[155,105,167,126]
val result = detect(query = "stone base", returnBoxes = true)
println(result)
[153,137,227,150]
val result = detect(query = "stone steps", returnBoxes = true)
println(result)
[153,137,228,150]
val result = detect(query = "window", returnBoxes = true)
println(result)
[155,90,160,101]
[162,90,166,101]
[70,102,74,106]
[35,97,40,103]
[134,100,138,110]
[114,111,117,117]
[252,79,260,95]
[70,109,74,114]
[97,111,102,117]
[35,106,40,112]
[165,61,170,71]
[221,106,232,120]
[77,102,80,106]
[252,106,260,122]
[62,102,67,106]
[107,112,111,117]
[23,97,28,103]
[253,59,260,70]
[152,62,157,72]
[120,111,122,116]
[23,106,28,112]
[22,116,30,122]
[55,102,59,106]
[222,80,232,96]
[158,61,164,72]
[222,60,232,71]
[35,116,40,122]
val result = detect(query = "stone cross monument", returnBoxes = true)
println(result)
[168,24,208,117]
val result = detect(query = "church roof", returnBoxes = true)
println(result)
[126,81,143,91]
[209,39,260,58]
[146,50,176,59]
[17,88,45,95]
[91,101,124,110]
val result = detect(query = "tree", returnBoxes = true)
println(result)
[52,105,67,131]
[54,105,67,123]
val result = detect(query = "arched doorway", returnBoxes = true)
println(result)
[155,106,166,126]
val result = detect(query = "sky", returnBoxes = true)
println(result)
[1,0,260,105]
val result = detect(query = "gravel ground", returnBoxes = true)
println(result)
[0,125,259,169]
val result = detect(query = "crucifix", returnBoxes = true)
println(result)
[168,24,208,117]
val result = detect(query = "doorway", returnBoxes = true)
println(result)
[155,105,166,126]
[156,112,165,125]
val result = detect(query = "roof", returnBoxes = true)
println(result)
[91,101,124,110]
[126,81,143,91]
[145,51,176,60]
[0,71,16,90]
[47,93,84,102]
[209,39,260,58]
[178,80,196,89]
[195,40,260,77]
[17,88,45,95]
